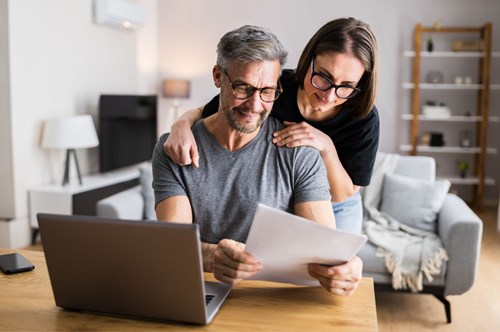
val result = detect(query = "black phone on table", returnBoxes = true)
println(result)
[0,253,35,274]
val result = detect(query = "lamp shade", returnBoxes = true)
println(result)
[42,115,99,149]
[162,79,190,98]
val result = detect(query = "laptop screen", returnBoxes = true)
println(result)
[38,214,230,324]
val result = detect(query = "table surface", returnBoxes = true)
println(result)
[0,249,378,331]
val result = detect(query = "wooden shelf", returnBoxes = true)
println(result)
[403,22,494,208]
[404,51,500,58]
[400,145,497,154]
[402,83,500,89]
[401,114,500,122]
[437,176,496,186]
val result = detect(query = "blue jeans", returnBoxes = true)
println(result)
[332,192,363,235]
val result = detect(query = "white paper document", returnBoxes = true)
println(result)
[245,204,367,286]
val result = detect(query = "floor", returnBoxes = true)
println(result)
[375,205,500,331]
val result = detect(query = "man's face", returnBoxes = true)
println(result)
[215,60,281,134]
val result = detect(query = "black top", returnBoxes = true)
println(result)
[202,69,380,186]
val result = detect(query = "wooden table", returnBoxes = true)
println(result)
[0,249,378,331]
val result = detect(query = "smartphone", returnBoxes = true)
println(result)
[0,253,35,274]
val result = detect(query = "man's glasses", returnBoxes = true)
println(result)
[310,58,361,99]
[223,70,282,103]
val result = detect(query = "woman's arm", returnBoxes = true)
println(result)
[163,107,203,167]
[320,141,360,202]
[273,121,359,202]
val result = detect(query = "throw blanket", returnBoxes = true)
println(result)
[362,153,448,292]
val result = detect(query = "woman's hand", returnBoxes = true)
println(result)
[272,121,333,154]
[308,256,363,296]
[273,120,357,202]
[163,119,199,167]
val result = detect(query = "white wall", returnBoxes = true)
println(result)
[136,0,158,95]
[0,0,158,247]
[1,0,498,247]
[157,0,500,203]
[0,0,15,219]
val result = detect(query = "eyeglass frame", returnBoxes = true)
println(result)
[310,57,361,99]
[222,69,282,103]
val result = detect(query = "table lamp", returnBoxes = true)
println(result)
[42,115,99,186]
[162,79,190,119]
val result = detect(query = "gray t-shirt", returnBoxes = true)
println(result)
[153,117,331,244]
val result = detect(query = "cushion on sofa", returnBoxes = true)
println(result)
[139,163,155,220]
[380,173,450,232]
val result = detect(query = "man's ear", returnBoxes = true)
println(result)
[213,66,222,88]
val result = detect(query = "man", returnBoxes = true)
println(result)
[153,25,362,296]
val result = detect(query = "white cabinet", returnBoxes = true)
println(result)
[29,166,140,243]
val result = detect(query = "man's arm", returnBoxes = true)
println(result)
[156,196,261,283]
[155,195,193,224]
[155,197,215,272]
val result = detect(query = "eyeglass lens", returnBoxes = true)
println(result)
[310,58,360,99]
[224,70,281,102]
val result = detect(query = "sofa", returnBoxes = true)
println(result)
[358,154,482,323]
[96,163,155,221]
[96,155,482,323]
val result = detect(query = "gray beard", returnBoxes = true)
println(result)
[224,107,268,134]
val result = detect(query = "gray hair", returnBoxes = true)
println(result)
[216,25,288,70]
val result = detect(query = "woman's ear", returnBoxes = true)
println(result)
[213,66,222,88]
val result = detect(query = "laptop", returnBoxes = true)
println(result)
[37,213,232,324]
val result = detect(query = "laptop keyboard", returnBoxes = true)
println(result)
[205,294,215,305]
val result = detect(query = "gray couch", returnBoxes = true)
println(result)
[96,163,155,221]
[96,155,482,323]
[359,155,482,323]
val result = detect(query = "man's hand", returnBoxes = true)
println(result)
[212,239,262,285]
[308,256,363,296]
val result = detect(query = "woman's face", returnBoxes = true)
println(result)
[302,52,365,114]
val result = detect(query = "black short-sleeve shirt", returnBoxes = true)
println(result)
[202,69,380,186]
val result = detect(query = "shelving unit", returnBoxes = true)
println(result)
[401,22,496,207]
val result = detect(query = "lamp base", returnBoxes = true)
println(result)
[62,149,83,186]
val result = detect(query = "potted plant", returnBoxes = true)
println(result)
[427,37,434,52]
[458,161,469,178]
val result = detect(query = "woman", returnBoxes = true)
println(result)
[164,17,379,234]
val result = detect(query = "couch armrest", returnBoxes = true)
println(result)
[96,185,144,220]
[438,194,483,296]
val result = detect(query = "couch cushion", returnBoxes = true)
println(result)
[139,162,155,220]
[380,173,450,232]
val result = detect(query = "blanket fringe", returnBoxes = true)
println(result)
[422,247,449,282]
[376,247,448,293]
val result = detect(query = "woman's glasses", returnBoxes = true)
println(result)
[310,58,361,99]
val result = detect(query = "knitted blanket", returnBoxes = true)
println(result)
[362,153,448,292]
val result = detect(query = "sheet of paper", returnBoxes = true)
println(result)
[245,204,367,286]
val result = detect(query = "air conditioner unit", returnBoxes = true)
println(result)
[93,0,146,30]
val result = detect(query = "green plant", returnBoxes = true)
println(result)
[458,161,469,178]
[458,161,469,171]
